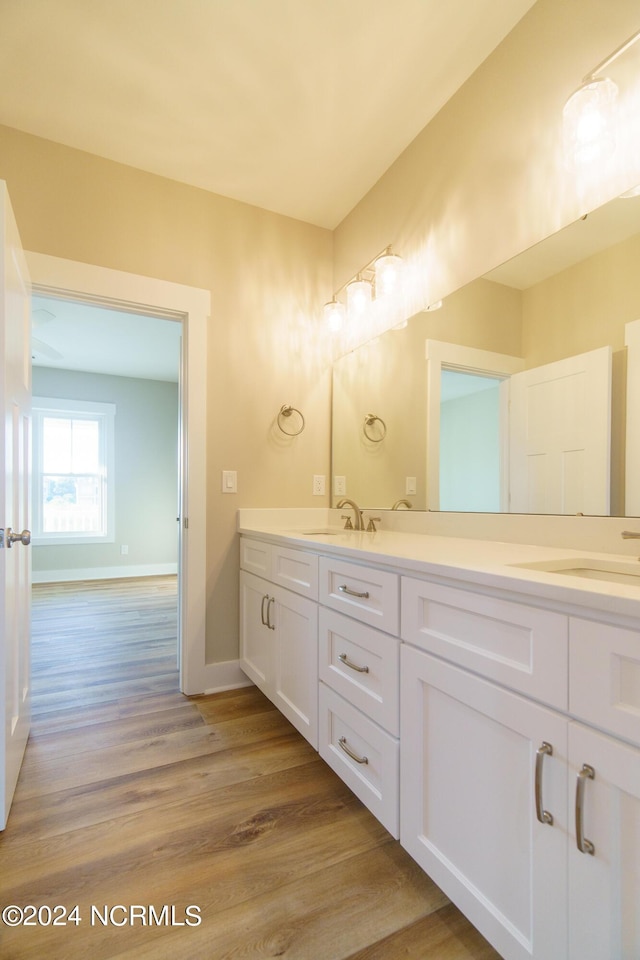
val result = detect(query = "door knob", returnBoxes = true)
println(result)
[2,528,32,548]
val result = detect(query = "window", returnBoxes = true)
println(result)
[32,397,115,544]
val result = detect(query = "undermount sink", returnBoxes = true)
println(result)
[510,557,640,586]
[298,529,341,536]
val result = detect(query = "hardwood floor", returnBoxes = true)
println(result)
[0,576,501,960]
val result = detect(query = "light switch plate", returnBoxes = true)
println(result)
[406,476,417,495]
[222,470,237,493]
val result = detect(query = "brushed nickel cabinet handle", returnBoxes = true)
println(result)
[338,736,368,764]
[338,652,369,674]
[260,594,269,626]
[535,741,554,825]
[576,764,595,855]
[338,584,370,599]
[266,596,275,630]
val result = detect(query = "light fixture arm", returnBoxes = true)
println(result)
[332,244,395,299]
[581,28,640,83]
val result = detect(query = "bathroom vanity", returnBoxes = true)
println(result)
[238,511,640,960]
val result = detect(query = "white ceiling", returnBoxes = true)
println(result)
[32,297,182,382]
[0,0,537,229]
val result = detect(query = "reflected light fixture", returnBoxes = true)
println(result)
[563,29,640,169]
[323,297,346,331]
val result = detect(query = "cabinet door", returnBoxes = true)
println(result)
[401,645,568,960]
[568,722,640,960]
[239,570,273,694]
[271,586,318,749]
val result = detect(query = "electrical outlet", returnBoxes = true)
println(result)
[120,544,128,556]
[334,475,346,496]
[313,474,325,496]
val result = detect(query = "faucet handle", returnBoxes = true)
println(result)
[341,515,354,530]
[366,516,381,532]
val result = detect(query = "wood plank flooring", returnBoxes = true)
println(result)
[0,576,501,960]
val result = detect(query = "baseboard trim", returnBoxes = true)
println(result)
[201,660,253,695]
[32,563,178,584]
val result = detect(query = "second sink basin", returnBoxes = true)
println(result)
[510,557,640,586]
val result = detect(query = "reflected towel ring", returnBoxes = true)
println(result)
[277,404,305,436]
[363,413,387,442]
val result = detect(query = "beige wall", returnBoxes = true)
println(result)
[333,0,640,316]
[3,0,640,666]
[522,231,640,366]
[0,126,333,664]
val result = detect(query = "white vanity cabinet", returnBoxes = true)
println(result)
[317,557,401,837]
[238,528,640,959]
[567,618,640,960]
[400,576,640,960]
[400,630,569,960]
[239,539,319,748]
[567,720,640,960]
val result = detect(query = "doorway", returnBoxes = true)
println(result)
[27,252,209,695]
[31,294,182,667]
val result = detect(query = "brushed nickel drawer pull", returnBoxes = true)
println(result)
[266,596,276,631]
[338,584,370,599]
[535,741,554,825]
[338,736,368,764]
[260,594,269,626]
[338,652,369,674]
[576,764,595,855]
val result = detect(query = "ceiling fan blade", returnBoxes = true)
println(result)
[32,336,63,361]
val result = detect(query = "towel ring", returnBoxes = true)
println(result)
[363,413,387,442]
[277,404,305,436]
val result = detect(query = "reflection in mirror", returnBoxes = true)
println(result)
[331,191,640,516]
[439,370,503,513]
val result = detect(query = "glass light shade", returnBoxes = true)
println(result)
[346,276,373,319]
[374,252,403,299]
[562,76,618,169]
[323,298,346,331]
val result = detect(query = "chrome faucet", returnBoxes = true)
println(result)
[336,498,363,531]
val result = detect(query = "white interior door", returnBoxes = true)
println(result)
[1,182,32,830]
[509,346,612,515]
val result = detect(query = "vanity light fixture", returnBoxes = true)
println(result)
[346,273,373,320]
[374,247,404,299]
[563,28,640,169]
[323,245,405,332]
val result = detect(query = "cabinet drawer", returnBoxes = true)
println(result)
[319,557,399,634]
[271,544,318,600]
[570,618,640,747]
[402,577,568,709]
[319,608,399,735]
[240,538,318,600]
[319,683,399,838]
[240,537,271,578]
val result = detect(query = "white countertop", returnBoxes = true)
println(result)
[238,516,640,622]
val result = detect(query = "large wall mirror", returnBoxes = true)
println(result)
[331,189,640,516]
